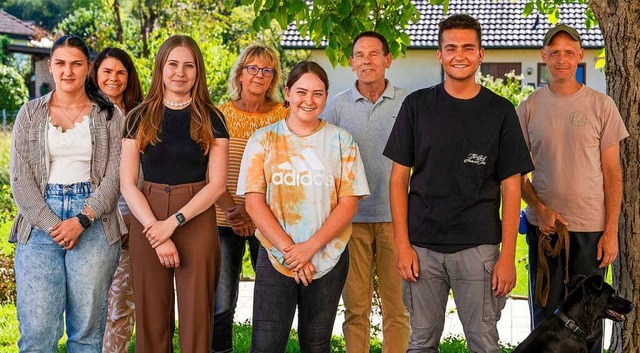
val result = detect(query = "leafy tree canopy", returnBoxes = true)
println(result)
[245,0,601,67]
[0,0,74,30]
[240,0,419,66]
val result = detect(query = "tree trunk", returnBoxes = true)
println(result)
[112,0,123,43]
[589,1,640,352]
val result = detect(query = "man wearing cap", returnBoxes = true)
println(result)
[517,24,628,353]
[323,31,410,353]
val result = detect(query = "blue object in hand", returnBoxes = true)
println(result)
[518,210,528,235]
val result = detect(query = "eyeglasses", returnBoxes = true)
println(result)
[244,65,276,77]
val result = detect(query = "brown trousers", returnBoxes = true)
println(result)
[130,181,220,353]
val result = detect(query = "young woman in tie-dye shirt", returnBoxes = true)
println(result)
[237,61,370,352]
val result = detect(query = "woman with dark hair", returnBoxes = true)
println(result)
[120,35,229,353]
[212,43,288,353]
[237,61,369,352]
[10,34,123,352]
[91,47,143,353]
[91,47,143,114]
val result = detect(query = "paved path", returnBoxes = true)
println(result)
[234,281,611,348]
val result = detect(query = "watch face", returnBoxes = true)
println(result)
[176,213,186,225]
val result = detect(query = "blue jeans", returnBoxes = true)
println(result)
[212,226,259,353]
[15,182,120,353]
[251,246,348,353]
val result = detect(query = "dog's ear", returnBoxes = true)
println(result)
[585,274,604,290]
[567,274,587,293]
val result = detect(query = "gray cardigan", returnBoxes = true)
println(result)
[9,92,125,245]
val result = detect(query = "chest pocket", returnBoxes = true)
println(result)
[458,139,493,178]
[28,129,41,165]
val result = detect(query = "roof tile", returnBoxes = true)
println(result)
[282,0,603,49]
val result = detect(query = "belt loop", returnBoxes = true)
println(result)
[189,183,195,196]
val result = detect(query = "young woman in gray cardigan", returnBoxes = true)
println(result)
[9,35,123,352]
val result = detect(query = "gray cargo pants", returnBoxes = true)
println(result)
[404,244,507,353]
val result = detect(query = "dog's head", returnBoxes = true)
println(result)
[565,275,634,323]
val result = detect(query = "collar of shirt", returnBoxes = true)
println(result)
[349,79,396,103]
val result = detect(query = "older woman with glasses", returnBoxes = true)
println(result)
[211,44,288,353]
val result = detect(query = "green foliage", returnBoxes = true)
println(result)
[0,0,75,30]
[53,1,307,105]
[0,129,17,242]
[477,71,534,107]
[0,64,29,113]
[520,0,597,29]
[241,0,420,67]
[55,3,118,50]
[0,303,19,350]
[0,253,15,304]
[0,35,13,66]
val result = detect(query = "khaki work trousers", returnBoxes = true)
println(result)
[130,181,220,353]
[342,223,410,353]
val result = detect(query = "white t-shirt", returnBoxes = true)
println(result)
[47,115,92,184]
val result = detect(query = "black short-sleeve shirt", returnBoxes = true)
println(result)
[383,83,533,253]
[124,106,229,185]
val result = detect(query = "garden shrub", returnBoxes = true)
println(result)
[0,253,15,304]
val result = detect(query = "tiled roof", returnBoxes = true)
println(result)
[0,9,34,38]
[282,0,603,49]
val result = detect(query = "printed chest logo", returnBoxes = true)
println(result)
[463,153,487,166]
[569,111,587,127]
[272,148,335,186]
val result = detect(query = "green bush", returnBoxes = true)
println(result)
[478,70,534,107]
[0,253,15,304]
[0,64,29,120]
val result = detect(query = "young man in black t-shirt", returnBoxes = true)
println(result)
[383,14,533,353]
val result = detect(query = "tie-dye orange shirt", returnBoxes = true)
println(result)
[237,120,370,278]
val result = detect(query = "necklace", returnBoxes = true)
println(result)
[55,94,89,124]
[285,118,321,136]
[163,97,192,108]
[285,118,299,136]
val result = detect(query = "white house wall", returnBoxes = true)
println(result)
[308,48,606,96]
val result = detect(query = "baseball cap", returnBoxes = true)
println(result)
[543,24,582,46]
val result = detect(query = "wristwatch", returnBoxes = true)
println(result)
[76,212,92,229]
[174,212,187,227]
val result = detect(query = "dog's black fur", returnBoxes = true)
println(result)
[513,275,634,353]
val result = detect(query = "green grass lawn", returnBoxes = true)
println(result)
[1,302,519,353]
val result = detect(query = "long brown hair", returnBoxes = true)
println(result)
[126,35,223,153]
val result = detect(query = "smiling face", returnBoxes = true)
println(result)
[97,57,128,104]
[350,36,391,86]
[542,32,584,85]
[437,28,484,84]
[240,56,275,98]
[49,46,91,94]
[162,46,197,100]
[284,72,327,124]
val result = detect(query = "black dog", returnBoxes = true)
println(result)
[513,274,633,353]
